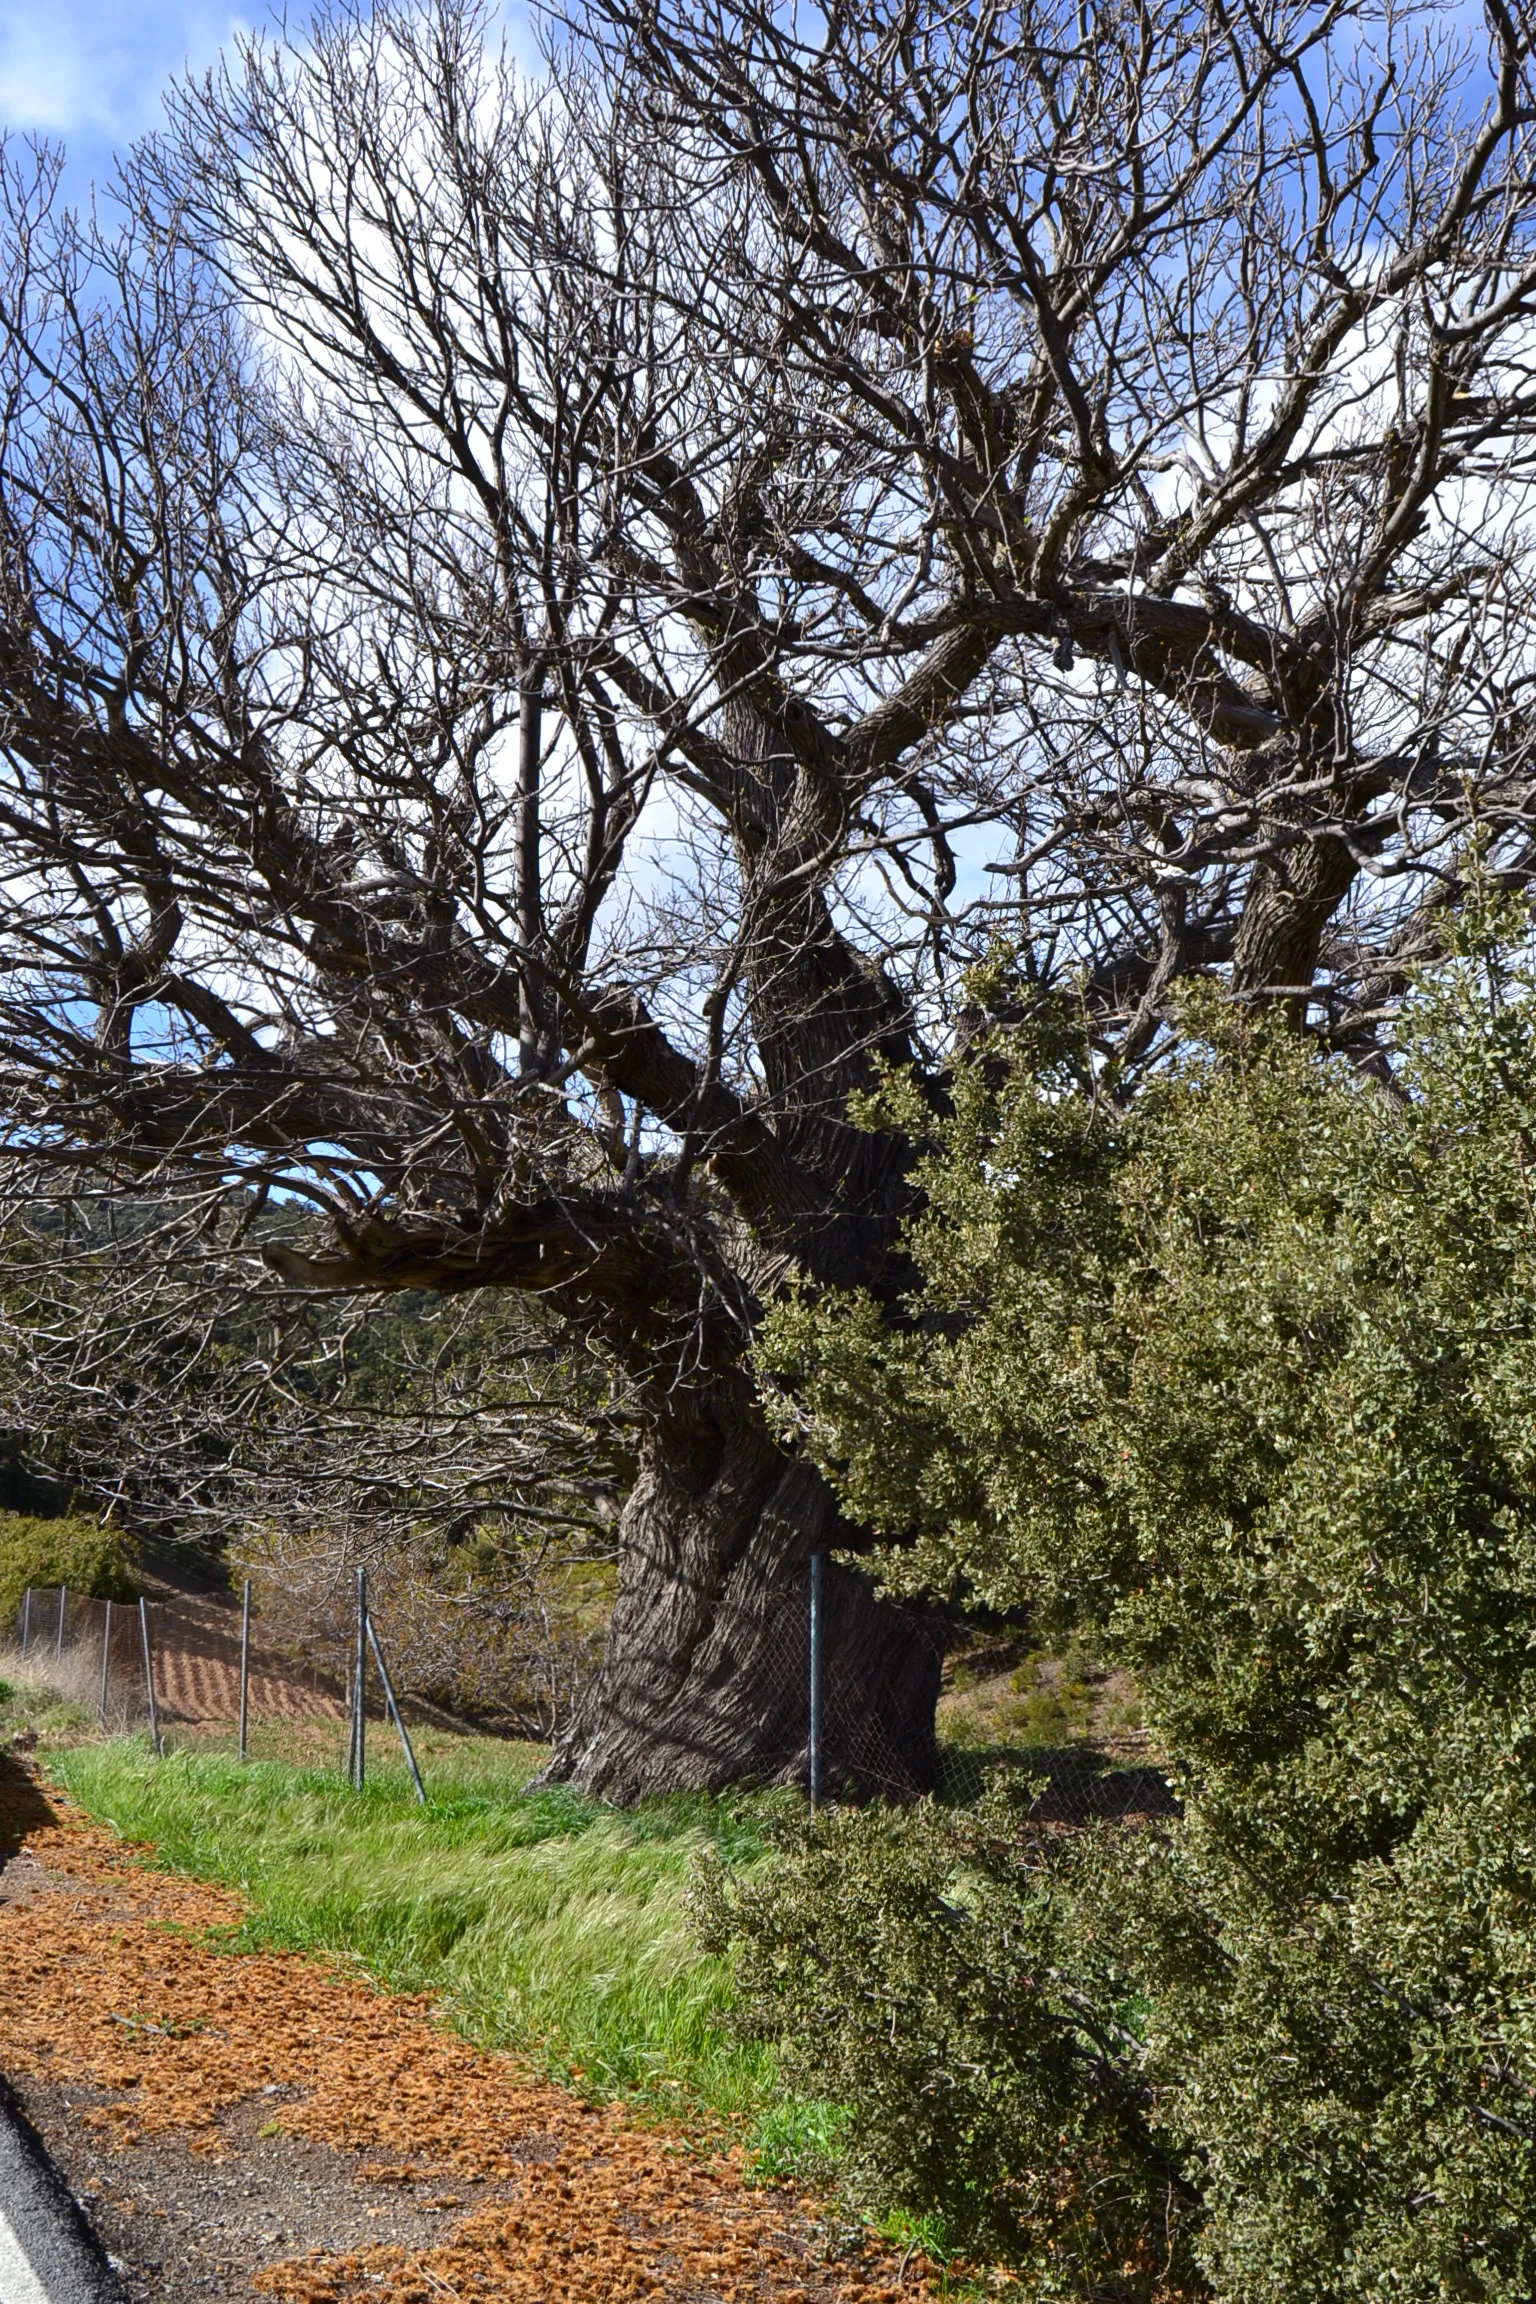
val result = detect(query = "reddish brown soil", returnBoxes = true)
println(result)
[0,1758,937,2304]
[143,1593,344,1726]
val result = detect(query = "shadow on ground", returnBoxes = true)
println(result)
[0,1752,57,1870]
[936,1742,1179,1822]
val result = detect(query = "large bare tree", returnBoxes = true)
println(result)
[2,0,1535,1795]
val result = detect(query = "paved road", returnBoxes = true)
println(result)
[0,2079,125,2304]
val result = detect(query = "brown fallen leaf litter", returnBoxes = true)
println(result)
[0,1759,939,2303]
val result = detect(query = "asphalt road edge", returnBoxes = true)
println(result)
[0,2072,127,2304]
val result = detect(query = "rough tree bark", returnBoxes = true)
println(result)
[553,1379,940,1801]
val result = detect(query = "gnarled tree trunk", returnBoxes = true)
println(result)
[544,1380,942,1800]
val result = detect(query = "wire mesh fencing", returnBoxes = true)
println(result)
[935,1737,1180,1827]
[9,1584,143,1734]
[6,1565,1176,1829]
[8,1582,345,1745]
[743,1556,941,1804]
[7,1576,431,1795]
[750,1556,1177,1828]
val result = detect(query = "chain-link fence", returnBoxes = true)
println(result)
[743,1556,1177,1827]
[7,1565,1176,1829]
[7,1577,430,1798]
[936,1738,1179,1826]
[8,1582,344,1742]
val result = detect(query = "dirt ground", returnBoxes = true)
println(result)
[101,1587,347,1730]
[0,1757,936,2304]
[144,1593,345,1728]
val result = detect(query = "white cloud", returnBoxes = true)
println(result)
[0,1,541,154]
[0,10,92,132]
[0,0,246,152]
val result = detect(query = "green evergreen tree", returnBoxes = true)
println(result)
[722,920,1536,2301]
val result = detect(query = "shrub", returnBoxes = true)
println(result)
[0,1509,139,1629]
[695,1789,1202,2297]
[745,918,1536,2303]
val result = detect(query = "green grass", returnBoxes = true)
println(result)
[50,1734,784,2134]
[0,1665,95,1748]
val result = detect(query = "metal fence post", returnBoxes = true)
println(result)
[238,1580,252,1761]
[351,1567,367,1792]
[365,1613,427,1806]
[809,1551,823,1815]
[138,1597,162,1757]
[20,1586,32,1658]
[54,1584,67,1660]
[99,1599,112,1726]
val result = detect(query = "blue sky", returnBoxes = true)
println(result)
[0,0,258,192]
[0,2,537,198]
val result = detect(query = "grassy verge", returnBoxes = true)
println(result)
[0,1654,97,1748]
[11,1695,995,2288]
[47,1731,786,2139]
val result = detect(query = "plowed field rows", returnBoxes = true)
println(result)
[145,1594,344,1725]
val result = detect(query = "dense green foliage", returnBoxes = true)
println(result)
[0,1509,138,1630]
[738,927,1536,2302]
[53,1737,778,2133]
[694,1793,1197,2294]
